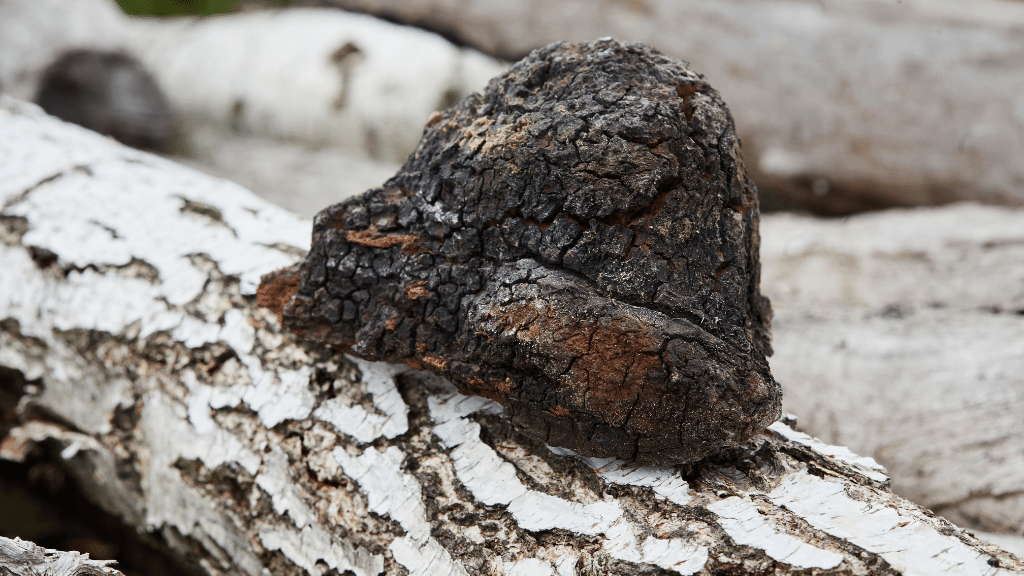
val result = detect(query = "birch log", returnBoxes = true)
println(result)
[0,0,502,217]
[124,8,502,214]
[304,0,1024,213]
[124,9,507,165]
[0,537,124,576]
[0,0,127,103]
[761,205,1024,536]
[2,98,1023,576]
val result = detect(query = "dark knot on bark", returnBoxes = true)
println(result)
[34,50,174,152]
[259,38,781,465]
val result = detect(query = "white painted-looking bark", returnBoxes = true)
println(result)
[0,0,500,218]
[547,447,694,507]
[313,358,411,443]
[767,472,1011,576]
[310,0,1024,211]
[705,496,843,569]
[125,9,506,165]
[2,97,1023,575]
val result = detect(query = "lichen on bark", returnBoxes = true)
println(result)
[263,39,781,465]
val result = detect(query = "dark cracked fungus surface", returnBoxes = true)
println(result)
[258,39,782,465]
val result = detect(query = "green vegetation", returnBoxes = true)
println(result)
[115,0,290,16]
[115,0,238,15]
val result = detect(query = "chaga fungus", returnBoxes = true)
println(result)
[260,39,781,465]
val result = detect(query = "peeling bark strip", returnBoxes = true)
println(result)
[0,536,124,576]
[268,39,780,465]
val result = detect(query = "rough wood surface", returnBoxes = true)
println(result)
[761,204,1024,537]
[3,97,1024,575]
[270,40,779,466]
[299,0,1024,213]
[0,536,123,576]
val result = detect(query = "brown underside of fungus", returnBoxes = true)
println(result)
[259,39,781,465]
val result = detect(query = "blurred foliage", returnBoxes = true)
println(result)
[116,0,238,15]
[115,0,290,16]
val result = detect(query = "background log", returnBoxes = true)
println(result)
[761,204,1024,537]
[0,0,503,217]
[9,0,1024,215]
[0,0,127,104]
[126,10,506,165]
[0,536,124,576]
[298,0,1024,213]
[129,6,506,216]
[4,97,1023,575]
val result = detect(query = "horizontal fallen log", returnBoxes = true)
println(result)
[0,0,499,216]
[761,204,1024,536]
[0,0,505,165]
[9,2,1016,520]
[124,9,506,165]
[3,97,1023,575]
[304,0,1024,213]
[14,0,1024,215]
[0,0,127,104]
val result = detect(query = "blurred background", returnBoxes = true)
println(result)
[1,0,1023,572]
[5,0,1024,217]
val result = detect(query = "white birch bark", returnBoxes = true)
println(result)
[308,0,1024,212]
[0,0,501,217]
[761,205,1024,536]
[8,0,1024,214]
[2,98,1023,575]
[0,536,124,576]
[124,9,507,165]
[0,0,128,103]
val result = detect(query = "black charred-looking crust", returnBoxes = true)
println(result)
[273,39,781,465]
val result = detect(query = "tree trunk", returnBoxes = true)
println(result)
[2,97,1022,575]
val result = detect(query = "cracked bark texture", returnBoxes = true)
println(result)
[271,39,779,466]
[3,96,1024,576]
